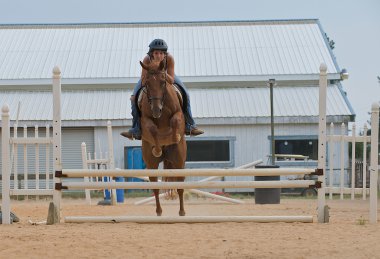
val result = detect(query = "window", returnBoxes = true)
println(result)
[185,137,235,168]
[273,136,318,160]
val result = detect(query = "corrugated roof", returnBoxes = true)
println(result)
[0,20,340,84]
[192,85,351,118]
[0,85,352,122]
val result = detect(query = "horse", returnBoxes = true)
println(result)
[138,60,187,216]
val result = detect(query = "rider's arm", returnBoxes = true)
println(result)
[141,56,150,85]
[165,54,175,84]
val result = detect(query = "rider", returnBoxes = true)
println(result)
[121,39,204,140]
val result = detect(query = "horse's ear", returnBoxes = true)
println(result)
[158,60,165,71]
[140,61,148,70]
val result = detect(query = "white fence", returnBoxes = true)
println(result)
[326,122,373,200]
[81,121,116,205]
[0,116,54,197]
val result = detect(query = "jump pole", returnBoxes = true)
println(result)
[1,105,11,224]
[369,102,379,224]
[134,159,263,205]
[58,167,317,178]
[317,63,327,223]
[58,180,317,190]
[64,215,313,223]
[52,66,62,224]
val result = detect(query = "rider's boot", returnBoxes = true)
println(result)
[184,111,204,136]
[120,100,141,140]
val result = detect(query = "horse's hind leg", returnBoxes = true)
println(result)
[150,177,162,216]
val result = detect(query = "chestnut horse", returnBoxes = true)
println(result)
[138,60,187,216]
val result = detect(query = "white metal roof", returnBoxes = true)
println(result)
[0,20,340,85]
[0,85,353,124]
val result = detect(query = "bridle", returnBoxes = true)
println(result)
[144,69,168,108]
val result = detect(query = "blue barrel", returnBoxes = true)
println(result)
[115,176,125,203]
[103,177,111,200]
[125,147,146,193]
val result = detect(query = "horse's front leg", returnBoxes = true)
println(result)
[141,117,162,157]
[149,177,162,216]
[170,112,184,143]
[177,177,186,216]
[177,189,185,216]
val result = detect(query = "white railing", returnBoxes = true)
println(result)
[1,116,54,197]
[326,122,371,200]
[81,120,116,205]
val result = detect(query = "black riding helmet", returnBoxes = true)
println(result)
[148,39,168,53]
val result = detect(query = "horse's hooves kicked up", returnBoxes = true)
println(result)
[152,147,162,157]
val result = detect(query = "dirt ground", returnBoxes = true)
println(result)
[1,196,379,259]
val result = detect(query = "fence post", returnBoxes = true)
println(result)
[340,123,345,200]
[1,104,11,224]
[329,122,334,199]
[351,123,356,200]
[52,66,62,224]
[82,142,91,205]
[46,124,50,190]
[35,125,40,197]
[363,124,368,199]
[369,102,379,224]
[318,63,327,223]
[13,124,18,190]
[107,121,117,205]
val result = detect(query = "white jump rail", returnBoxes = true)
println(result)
[57,180,317,190]
[134,159,264,206]
[65,215,313,223]
[57,168,318,178]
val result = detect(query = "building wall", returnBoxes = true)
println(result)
[94,122,349,171]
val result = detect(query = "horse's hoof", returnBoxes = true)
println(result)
[179,211,186,216]
[174,134,181,143]
[156,211,162,216]
[152,147,162,157]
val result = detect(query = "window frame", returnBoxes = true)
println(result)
[268,135,318,167]
[185,136,236,168]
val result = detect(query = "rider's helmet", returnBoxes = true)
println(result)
[148,39,168,54]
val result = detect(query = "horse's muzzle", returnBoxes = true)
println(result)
[152,108,162,119]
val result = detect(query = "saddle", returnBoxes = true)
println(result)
[137,83,184,111]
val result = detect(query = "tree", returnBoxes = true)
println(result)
[324,33,335,50]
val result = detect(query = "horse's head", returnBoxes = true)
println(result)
[140,61,167,119]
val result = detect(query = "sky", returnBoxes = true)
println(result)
[0,0,379,130]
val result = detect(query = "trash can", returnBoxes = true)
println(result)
[115,176,125,203]
[254,165,281,204]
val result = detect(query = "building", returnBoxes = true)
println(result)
[0,20,354,189]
